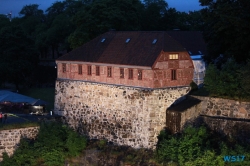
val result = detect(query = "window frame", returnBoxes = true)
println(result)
[78,64,82,75]
[62,63,66,73]
[138,69,142,80]
[87,65,92,75]
[96,66,100,76]
[169,54,179,60]
[107,66,112,77]
[171,69,177,80]
[120,68,124,78]
[128,69,133,79]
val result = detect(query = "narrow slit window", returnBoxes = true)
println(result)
[78,64,82,75]
[107,67,112,77]
[129,69,133,79]
[87,65,92,75]
[62,63,66,73]
[120,68,124,78]
[171,69,177,80]
[96,66,100,76]
[138,70,142,80]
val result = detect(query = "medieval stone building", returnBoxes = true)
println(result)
[54,31,206,149]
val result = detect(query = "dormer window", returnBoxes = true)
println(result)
[125,38,130,43]
[169,54,178,60]
[101,38,106,43]
[152,39,157,44]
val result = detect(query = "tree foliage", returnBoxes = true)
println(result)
[199,0,250,63]
[0,0,205,87]
[204,58,250,100]
[0,19,39,89]
[0,122,87,166]
[156,125,250,165]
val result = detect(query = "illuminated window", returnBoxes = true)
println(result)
[120,68,124,78]
[129,69,133,79]
[138,70,142,80]
[169,54,179,60]
[96,66,100,76]
[171,70,177,80]
[87,65,92,75]
[107,67,112,77]
[78,64,82,75]
[62,63,66,73]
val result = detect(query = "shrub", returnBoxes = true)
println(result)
[0,122,87,166]
[190,81,198,91]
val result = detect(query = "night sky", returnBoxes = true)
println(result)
[0,0,203,17]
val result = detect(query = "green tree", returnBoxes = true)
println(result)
[69,0,144,48]
[0,19,39,90]
[199,0,250,63]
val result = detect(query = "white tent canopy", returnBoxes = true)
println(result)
[0,90,47,105]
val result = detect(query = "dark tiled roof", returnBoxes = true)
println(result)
[57,31,206,67]
[167,31,207,55]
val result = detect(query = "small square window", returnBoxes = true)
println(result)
[96,66,100,76]
[129,69,133,79]
[107,67,112,77]
[138,70,142,80]
[87,65,92,75]
[120,68,124,78]
[62,63,66,73]
[78,64,82,75]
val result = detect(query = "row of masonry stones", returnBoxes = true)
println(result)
[0,127,39,161]
[54,79,190,149]
[191,95,250,119]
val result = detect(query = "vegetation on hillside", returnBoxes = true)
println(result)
[0,122,87,166]
[1,121,250,166]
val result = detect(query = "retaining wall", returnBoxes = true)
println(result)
[0,127,39,161]
[54,79,190,149]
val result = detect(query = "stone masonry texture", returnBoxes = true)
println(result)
[0,127,39,161]
[54,79,190,149]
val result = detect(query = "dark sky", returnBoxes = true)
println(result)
[0,0,203,17]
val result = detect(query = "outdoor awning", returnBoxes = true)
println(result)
[0,90,47,105]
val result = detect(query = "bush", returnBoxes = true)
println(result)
[0,122,87,166]
[190,81,198,91]
[204,58,250,100]
[156,125,250,165]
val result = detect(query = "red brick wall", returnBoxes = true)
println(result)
[152,51,194,87]
[57,63,154,88]
[57,52,194,88]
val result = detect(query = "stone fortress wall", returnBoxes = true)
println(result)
[166,95,250,136]
[0,127,39,161]
[54,79,190,149]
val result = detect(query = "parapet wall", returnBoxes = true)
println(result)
[190,96,250,119]
[0,127,39,161]
[54,79,189,149]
